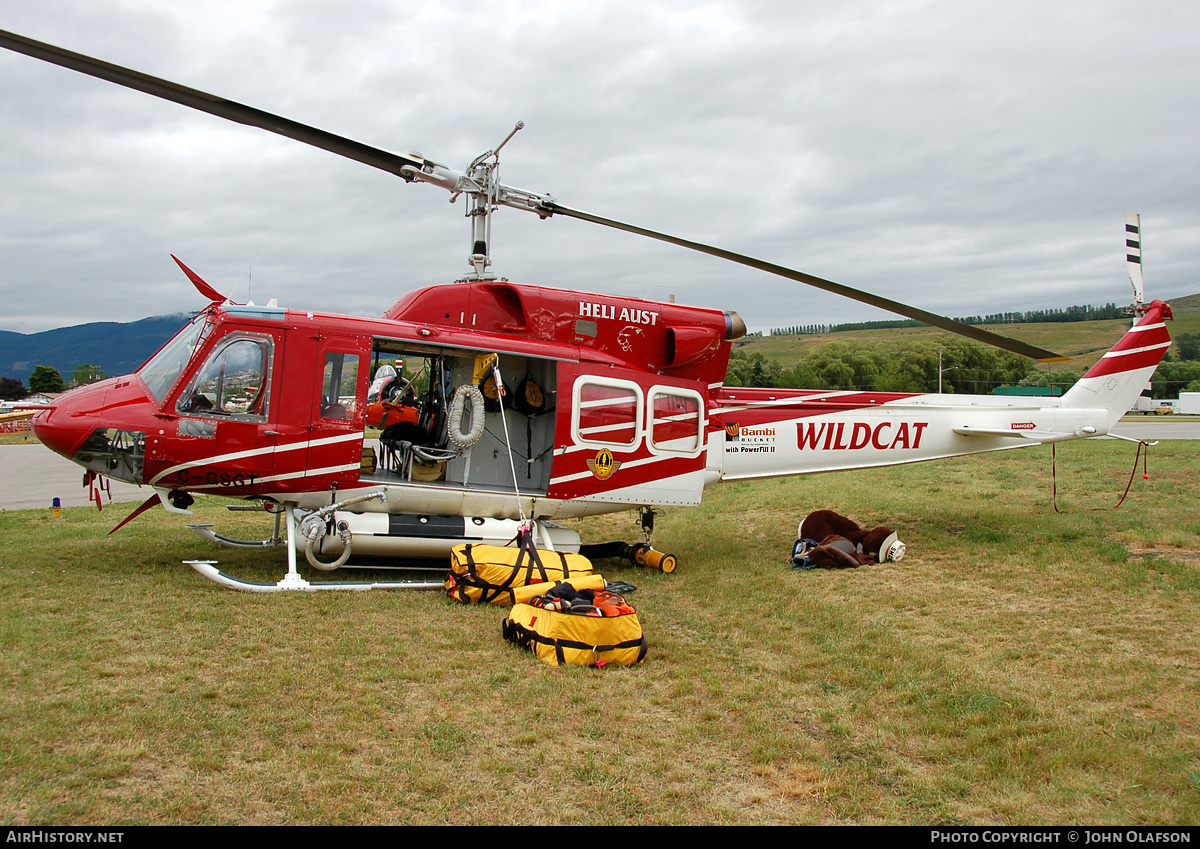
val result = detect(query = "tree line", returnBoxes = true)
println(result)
[769,303,1125,337]
[725,338,1076,394]
[728,330,1200,398]
[1147,333,1200,398]
[0,363,108,400]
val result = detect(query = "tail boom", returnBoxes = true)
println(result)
[711,301,1172,482]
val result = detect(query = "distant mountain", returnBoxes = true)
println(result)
[0,314,190,384]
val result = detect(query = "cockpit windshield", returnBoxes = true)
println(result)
[138,313,211,404]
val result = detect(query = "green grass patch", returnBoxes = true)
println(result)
[1,439,1199,824]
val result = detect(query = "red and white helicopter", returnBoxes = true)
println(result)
[1,31,1173,591]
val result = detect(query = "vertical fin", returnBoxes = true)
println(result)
[1062,299,1171,431]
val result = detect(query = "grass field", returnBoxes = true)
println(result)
[1,438,1197,825]
[0,431,37,446]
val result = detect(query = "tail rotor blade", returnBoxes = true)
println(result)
[1126,212,1144,307]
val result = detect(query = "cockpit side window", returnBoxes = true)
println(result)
[177,335,273,421]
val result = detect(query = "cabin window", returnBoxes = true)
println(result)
[320,352,362,420]
[572,377,642,449]
[177,335,272,421]
[648,387,704,454]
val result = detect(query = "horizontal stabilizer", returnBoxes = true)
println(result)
[953,425,1095,442]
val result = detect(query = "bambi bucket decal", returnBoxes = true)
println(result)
[586,448,622,480]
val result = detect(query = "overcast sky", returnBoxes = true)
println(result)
[1,0,1197,337]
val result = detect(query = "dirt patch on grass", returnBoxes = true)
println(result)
[1110,540,1200,562]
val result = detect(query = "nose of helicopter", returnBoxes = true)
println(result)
[32,391,94,460]
[32,377,151,485]
[34,381,108,460]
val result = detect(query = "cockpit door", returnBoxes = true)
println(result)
[150,328,283,493]
[301,343,367,485]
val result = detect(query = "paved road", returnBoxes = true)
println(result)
[1109,420,1200,441]
[0,443,146,511]
[2,420,1197,512]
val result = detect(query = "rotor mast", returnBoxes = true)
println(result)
[464,121,524,281]
[388,120,555,282]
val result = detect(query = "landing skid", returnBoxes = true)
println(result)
[184,504,444,592]
[187,523,285,549]
[186,501,287,548]
[184,560,443,592]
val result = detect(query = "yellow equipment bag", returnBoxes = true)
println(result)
[445,542,595,605]
[508,574,605,606]
[502,599,647,667]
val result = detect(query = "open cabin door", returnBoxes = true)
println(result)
[548,362,708,507]
[357,339,558,498]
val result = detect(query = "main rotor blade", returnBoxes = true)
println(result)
[544,202,1069,362]
[0,28,1070,362]
[0,29,425,179]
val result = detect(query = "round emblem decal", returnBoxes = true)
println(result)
[586,448,621,480]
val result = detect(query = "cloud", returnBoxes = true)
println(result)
[1,0,1196,336]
